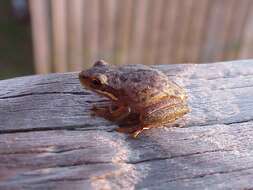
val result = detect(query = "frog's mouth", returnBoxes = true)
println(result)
[83,83,118,101]
[93,89,118,101]
[79,73,119,101]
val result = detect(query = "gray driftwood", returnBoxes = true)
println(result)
[1,60,253,190]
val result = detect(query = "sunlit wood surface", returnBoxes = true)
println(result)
[1,60,253,189]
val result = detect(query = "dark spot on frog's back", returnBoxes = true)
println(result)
[131,77,142,83]
[141,88,148,93]
[141,96,147,102]
[119,75,128,82]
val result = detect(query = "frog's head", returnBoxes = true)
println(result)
[79,60,119,101]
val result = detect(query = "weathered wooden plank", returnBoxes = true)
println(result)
[1,60,253,132]
[1,60,253,189]
[1,122,253,189]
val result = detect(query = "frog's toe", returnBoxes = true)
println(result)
[131,126,152,138]
[131,129,143,138]
[115,126,151,138]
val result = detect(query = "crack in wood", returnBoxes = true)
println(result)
[0,124,112,134]
[0,118,252,135]
[126,148,234,165]
[224,119,253,126]
[0,91,90,100]
[166,165,253,183]
[185,118,253,128]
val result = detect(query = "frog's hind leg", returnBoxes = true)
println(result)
[142,104,189,126]
[135,104,189,137]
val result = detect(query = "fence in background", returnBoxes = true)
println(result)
[29,0,253,74]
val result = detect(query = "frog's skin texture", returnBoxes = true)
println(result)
[79,60,189,137]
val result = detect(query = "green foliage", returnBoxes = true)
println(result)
[0,0,34,80]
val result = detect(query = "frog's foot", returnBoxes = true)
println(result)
[115,125,150,138]
[131,126,151,138]
[91,105,108,117]
[131,128,144,138]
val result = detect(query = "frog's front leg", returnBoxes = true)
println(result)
[92,104,131,122]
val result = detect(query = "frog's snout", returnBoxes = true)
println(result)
[78,71,83,79]
[78,71,87,87]
[78,71,87,81]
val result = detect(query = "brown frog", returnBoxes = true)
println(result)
[79,60,189,137]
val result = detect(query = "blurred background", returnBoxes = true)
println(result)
[1,0,253,80]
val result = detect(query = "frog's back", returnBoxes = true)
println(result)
[117,64,186,108]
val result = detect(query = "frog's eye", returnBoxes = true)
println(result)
[91,78,102,86]
[97,74,108,84]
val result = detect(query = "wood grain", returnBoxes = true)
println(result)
[1,60,253,189]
